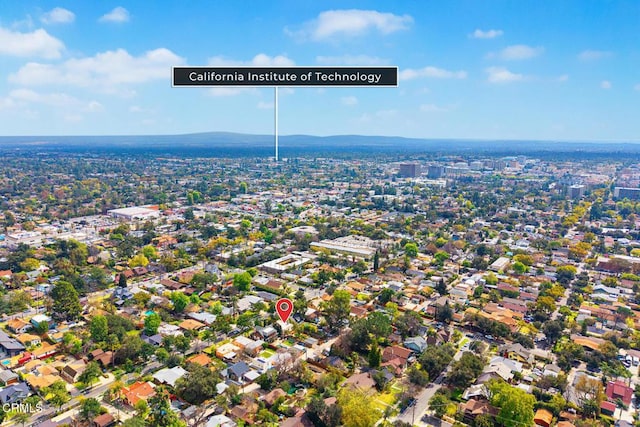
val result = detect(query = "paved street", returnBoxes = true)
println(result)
[394,345,466,426]
[9,375,115,427]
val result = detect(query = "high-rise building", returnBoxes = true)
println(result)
[399,163,420,178]
[614,187,640,200]
[568,184,585,199]
[469,161,484,171]
[427,165,445,179]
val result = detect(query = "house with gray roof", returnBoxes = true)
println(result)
[0,330,25,357]
[0,382,30,404]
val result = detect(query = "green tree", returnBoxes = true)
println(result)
[50,280,82,321]
[306,395,328,425]
[473,414,495,427]
[256,370,278,391]
[485,272,498,286]
[419,344,455,379]
[19,257,40,272]
[574,375,604,418]
[429,392,450,418]
[408,365,430,387]
[118,273,127,287]
[338,387,379,427]
[233,272,252,292]
[433,251,450,266]
[447,352,485,388]
[155,347,169,363]
[134,400,149,418]
[556,265,577,285]
[121,417,147,427]
[436,278,448,296]
[368,341,381,368]
[44,380,71,411]
[487,380,535,427]
[404,242,418,258]
[78,361,102,388]
[373,250,380,271]
[33,320,48,334]
[90,314,109,343]
[323,290,351,332]
[256,408,278,423]
[129,253,149,268]
[114,335,146,364]
[378,288,395,304]
[144,313,161,335]
[147,391,186,427]
[366,311,392,339]
[175,364,219,405]
[436,301,454,323]
[542,320,564,344]
[11,411,30,427]
[512,261,528,274]
[79,397,103,421]
[190,272,217,291]
[536,296,556,315]
[395,310,423,338]
[142,245,158,259]
[170,291,190,313]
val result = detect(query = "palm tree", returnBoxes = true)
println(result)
[615,397,627,420]
[12,411,30,427]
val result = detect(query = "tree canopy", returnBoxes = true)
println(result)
[50,280,82,321]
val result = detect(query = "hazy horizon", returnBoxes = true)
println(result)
[1,1,639,141]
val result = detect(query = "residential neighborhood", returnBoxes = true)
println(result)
[1,153,640,427]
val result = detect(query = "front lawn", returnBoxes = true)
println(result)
[259,349,276,359]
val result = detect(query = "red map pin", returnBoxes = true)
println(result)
[276,298,294,323]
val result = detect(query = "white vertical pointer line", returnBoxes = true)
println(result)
[274,86,279,162]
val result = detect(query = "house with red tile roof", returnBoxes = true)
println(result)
[605,380,633,406]
[122,381,156,406]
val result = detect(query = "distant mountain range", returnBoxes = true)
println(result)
[1,132,639,156]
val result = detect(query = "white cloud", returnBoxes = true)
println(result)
[486,66,525,83]
[470,29,503,39]
[9,48,184,93]
[0,97,17,110]
[257,101,274,110]
[316,54,389,65]
[11,15,35,31]
[286,9,413,41]
[556,74,569,82]
[129,105,143,113]
[341,96,358,106]
[41,7,75,24]
[208,53,295,66]
[204,54,294,98]
[0,27,64,58]
[253,53,295,66]
[578,50,613,61]
[86,100,104,112]
[420,103,449,112]
[208,88,255,97]
[491,44,544,61]
[601,80,612,89]
[635,84,640,91]
[99,6,130,23]
[8,88,79,106]
[399,66,467,80]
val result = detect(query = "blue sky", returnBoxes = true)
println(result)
[0,1,638,141]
